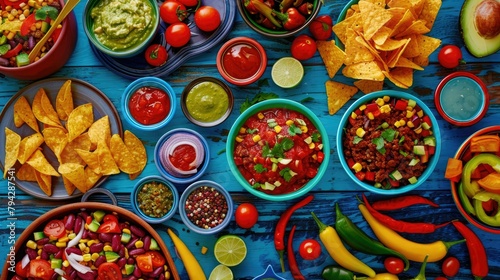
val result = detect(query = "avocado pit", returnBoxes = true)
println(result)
[474,0,500,39]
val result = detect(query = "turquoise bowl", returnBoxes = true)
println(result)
[226,99,330,202]
[336,90,441,195]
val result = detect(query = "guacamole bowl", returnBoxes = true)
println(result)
[83,0,160,58]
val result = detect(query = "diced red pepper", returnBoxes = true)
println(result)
[422,115,432,127]
[3,0,28,9]
[354,108,362,115]
[365,171,375,181]
[421,129,431,137]
[471,167,483,179]
[2,43,22,58]
[365,103,379,112]
[355,171,366,181]
[347,158,355,169]
[20,13,37,36]
[427,145,435,155]
[482,199,497,214]
[348,116,356,126]
[52,27,62,42]
[388,178,400,187]
[394,99,408,110]
[448,174,461,183]
[316,151,324,163]
[372,108,381,118]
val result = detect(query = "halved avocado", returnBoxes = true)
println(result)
[460,0,500,57]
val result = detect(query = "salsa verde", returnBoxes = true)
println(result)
[185,81,229,123]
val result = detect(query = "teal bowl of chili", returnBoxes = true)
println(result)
[130,175,179,224]
[226,99,330,202]
[121,77,176,131]
[337,90,441,195]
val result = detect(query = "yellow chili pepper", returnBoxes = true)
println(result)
[311,212,376,278]
[358,204,464,262]
[166,228,206,280]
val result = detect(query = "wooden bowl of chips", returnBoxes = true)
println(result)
[0,78,147,200]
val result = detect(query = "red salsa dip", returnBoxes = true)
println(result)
[233,108,325,195]
[129,86,170,125]
[222,43,261,79]
[343,95,437,189]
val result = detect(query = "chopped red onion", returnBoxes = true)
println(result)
[159,132,204,177]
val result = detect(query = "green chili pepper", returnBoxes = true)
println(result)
[334,203,410,271]
[458,182,476,216]
[462,153,500,197]
[411,255,428,280]
[473,191,500,227]
[321,265,355,280]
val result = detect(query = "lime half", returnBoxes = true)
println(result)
[271,57,304,88]
[214,235,247,267]
[209,264,234,280]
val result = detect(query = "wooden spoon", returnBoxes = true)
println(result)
[28,0,81,63]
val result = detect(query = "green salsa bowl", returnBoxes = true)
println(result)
[83,0,160,58]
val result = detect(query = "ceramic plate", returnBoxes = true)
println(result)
[89,0,236,79]
[0,78,123,200]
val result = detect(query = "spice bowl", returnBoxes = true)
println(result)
[181,77,234,127]
[121,77,176,131]
[434,72,489,127]
[83,0,160,58]
[178,180,233,235]
[337,90,441,195]
[154,128,210,185]
[130,175,179,224]
[216,37,267,86]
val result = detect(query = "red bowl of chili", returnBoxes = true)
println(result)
[337,90,441,195]
[448,125,500,234]
[226,99,330,202]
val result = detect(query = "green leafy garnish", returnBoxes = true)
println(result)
[35,6,59,21]
[372,137,386,154]
[252,183,261,189]
[288,124,302,136]
[261,138,294,159]
[399,150,408,157]
[353,136,363,144]
[254,164,267,173]
[280,137,294,151]
[381,128,396,142]
[300,97,314,103]
[240,92,279,113]
[247,128,258,134]
[399,136,405,144]
[311,131,321,142]
[279,167,293,182]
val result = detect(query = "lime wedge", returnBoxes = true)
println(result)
[271,57,304,88]
[209,264,234,280]
[214,235,247,267]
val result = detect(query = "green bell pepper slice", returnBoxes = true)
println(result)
[458,182,476,216]
[462,153,500,197]
[473,191,500,227]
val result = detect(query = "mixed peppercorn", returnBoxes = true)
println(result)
[184,186,228,230]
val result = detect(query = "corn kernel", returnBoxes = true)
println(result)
[26,240,37,250]
[274,125,282,133]
[165,271,171,280]
[414,127,422,134]
[394,121,401,128]
[201,246,208,255]
[399,119,406,126]
[235,136,243,143]
[28,0,36,6]
[383,96,390,102]
[91,253,100,261]
[285,120,294,126]
[5,6,12,12]
[7,14,15,21]
[103,245,113,252]
[350,112,358,119]
[359,104,366,111]
[417,110,424,118]
[78,243,87,250]
[367,112,374,120]
[356,127,366,138]
[252,135,261,142]
[135,240,144,248]
[11,9,18,16]
[407,121,415,128]
[125,247,129,259]
[63,260,70,268]
[352,162,363,173]
[122,228,131,235]
[56,241,67,248]
[257,112,264,119]
[375,98,385,106]
[308,142,315,149]
[58,236,69,243]
[312,154,317,160]
[81,254,91,262]
[380,104,391,113]
[239,127,246,134]
[406,110,415,118]
[87,239,97,246]
[300,125,308,133]
[67,233,76,240]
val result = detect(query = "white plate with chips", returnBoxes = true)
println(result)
[0,78,123,200]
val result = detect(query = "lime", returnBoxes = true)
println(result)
[271,57,304,88]
[209,264,234,280]
[214,235,247,267]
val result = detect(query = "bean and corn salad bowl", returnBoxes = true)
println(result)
[0,0,77,80]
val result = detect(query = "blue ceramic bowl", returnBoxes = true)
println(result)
[154,128,210,185]
[121,77,176,131]
[178,180,233,235]
[337,90,441,195]
[130,176,179,224]
[226,99,330,202]
[83,0,159,58]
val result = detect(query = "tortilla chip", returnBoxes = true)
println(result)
[4,127,21,178]
[67,103,93,142]
[332,13,362,46]
[88,115,111,147]
[354,80,384,94]
[317,40,346,78]
[419,0,441,29]
[32,88,63,128]
[342,61,385,81]
[394,56,424,70]
[414,34,441,58]
[396,19,430,38]
[14,96,39,132]
[17,133,44,164]
[344,29,375,65]
[109,134,141,174]
[375,37,409,51]
[124,130,147,179]
[85,167,103,191]
[325,81,358,115]
[58,163,87,193]
[26,149,60,177]
[401,34,421,57]
[42,127,68,163]
[372,26,392,45]
[35,171,52,196]
[75,148,101,174]
[96,141,120,175]
[62,176,76,196]
[17,164,37,181]
[55,80,74,121]
[60,133,91,165]
[359,0,393,40]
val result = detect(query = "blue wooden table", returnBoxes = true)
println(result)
[1,0,500,279]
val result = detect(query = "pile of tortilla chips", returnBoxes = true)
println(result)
[317,0,442,114]
[3,80,147,197]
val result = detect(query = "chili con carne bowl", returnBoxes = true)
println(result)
[131,175,179,224]
[227,99,330,202]
[337,90,441,195]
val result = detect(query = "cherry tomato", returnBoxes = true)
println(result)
[160,0,187,24]
[43,219,66,240]
[146,251,166,267]
[165,22,191,48]
[194,6,221,32]
[384,257,405,275]
[97,219,121,234]
[308,15,333,41]
[178,0,198,7]
[442,256,460,277]
[438,45,463,68]
[235,203,259,229]
[291,34,317,61]
[15,261,29,278]
[298,239,322,260]
[136,254,154,273]
[97,262,122,280]
[29,259,54,280]
[145,44,168,67]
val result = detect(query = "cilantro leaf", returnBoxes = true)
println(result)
[279,167,293,182]
[36,6,59,21]
[240,92,279,113]
[311,131,321,142]
[288,124,302,136]
[353,136,363,144]
[280,137,294,151]
[381,128,396,142]
[372,137,386,154]
[254,164,267,173]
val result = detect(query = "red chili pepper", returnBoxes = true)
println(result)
[274,7,306,30]
[274,194,314,272]
[297,2,313,16]
[362,194,449,234]
[243,0,264,14]
[246,0,282,28]
[279,0,294,12]
[452,220,488,279]
[371,195,439,211]
[287,225,306,280]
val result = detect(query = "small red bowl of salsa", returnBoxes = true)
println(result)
[216,37,267,86]
[121,77,176,131]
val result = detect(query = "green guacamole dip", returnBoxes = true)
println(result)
[91,0,155,50]
[186,81,229,123]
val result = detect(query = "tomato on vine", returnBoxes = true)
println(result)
[194,6,221,32]
[145,44,168,67]
[160,0,187,24]
[165,22,191,48]
[309,15,333,41]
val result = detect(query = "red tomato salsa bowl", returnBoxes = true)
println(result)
[226,99,330,202]
[337,90,441,195]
